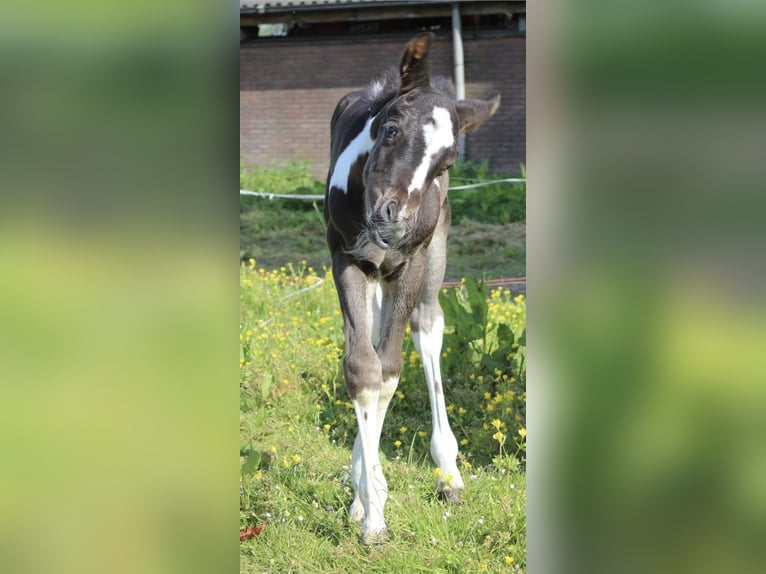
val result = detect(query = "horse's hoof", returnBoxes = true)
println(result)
[438,488,463,505]
[361,527,388,546]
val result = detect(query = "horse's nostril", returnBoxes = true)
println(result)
[384,199,399,222]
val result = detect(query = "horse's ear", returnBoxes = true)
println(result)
[456,94,501,134]
[399,33,433,94]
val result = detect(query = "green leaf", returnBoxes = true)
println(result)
[466,323,484,342]
[261,373,273,401]
[481,354,505,373]
[465,277,488,328]
[439,288,457,328]
[497,323,515,346]
[241,450,261,477]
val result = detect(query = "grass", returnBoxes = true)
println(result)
[239,161,525,281]
[448,221,527,280]
[240,261,526,573]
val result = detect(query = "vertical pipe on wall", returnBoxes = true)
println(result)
[451,2,466,159]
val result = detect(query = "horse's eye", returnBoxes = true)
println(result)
[383,124,398,137]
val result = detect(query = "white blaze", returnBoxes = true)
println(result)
[329,116,376,194]
[407,106,454,194]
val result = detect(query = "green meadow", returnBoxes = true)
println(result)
[240,260,526,573]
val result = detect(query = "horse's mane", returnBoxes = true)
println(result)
[365,66,457,103]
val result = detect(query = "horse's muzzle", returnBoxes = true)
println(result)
[368,214,406,250]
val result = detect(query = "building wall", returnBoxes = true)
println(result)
[240,35,525,180]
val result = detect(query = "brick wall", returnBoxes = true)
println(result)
[240,35,525,180]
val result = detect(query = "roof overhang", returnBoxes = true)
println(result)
[240,1,525,26]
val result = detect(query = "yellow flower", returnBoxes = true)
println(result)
[394,440,402,448]
[484,392,491,400]
[396,391,405,399]
[478,561,488,571]
[443,474,453,485]
[292,454,302,464]
[458,407,466,415]
[281,458,291,468]
[505,555,514,565]
[434,467,443,478]
[446,404,455,413]
[460,438,469,446]
[418,431,427,439]
[518,428,527,438]
[493,431,506,443]
[269,446,277,454]
[491,419,503,430]
[323,424,331,432]
[399,426,408,434]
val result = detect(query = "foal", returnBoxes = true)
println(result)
[324,33,500,544]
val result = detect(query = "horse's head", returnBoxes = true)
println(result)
[362,33,500,250]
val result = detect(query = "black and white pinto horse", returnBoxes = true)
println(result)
[324,33,500,544]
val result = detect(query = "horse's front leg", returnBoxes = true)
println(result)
[333,255,389,545]
[410,229,465,504]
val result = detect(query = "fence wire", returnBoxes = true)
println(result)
[240,177,525,201]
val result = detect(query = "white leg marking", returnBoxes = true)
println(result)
[369,281,383,347]
[376,376,398,438]
[412,316,464,497]
[407,107,455,194]
[349,432,364,523]
[352,390,388,543]
[348,375,398,530]
[329,116,376,194]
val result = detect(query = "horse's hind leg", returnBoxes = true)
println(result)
[410,229,465,504]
